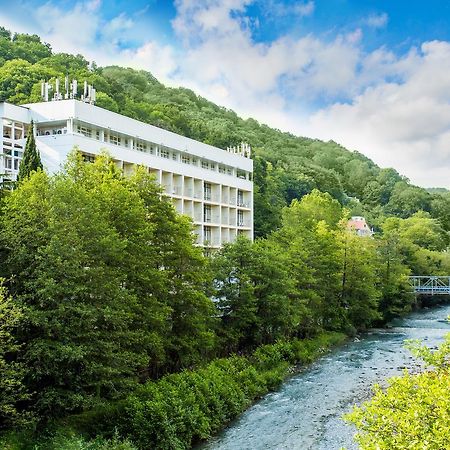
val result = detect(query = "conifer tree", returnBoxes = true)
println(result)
[16,120,43,183]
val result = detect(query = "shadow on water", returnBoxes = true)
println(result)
[198,303,450,450]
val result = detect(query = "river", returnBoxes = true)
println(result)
[201,303,450,450]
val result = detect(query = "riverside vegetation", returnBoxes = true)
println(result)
[1,27,450,449]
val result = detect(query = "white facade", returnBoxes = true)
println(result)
[0,100,253,248]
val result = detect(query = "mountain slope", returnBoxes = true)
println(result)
[0,26,447,235]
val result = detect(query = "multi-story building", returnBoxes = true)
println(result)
[0,98,253,248]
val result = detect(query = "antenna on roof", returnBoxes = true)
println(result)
[55,78,63,101]
[40,78,96,105]
[64,75,69,99]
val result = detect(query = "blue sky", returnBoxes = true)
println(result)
[2,0,450,187]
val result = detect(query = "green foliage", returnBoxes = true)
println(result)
[0,152,214,420]
[70,332,345,450]
[0,283,30,429]
[211,236,299,352]
[16,121,43,183]
[346,334,450,449]
[1,24,450,449]
[0,429,136,450]
[340,232,381,330]
[1,25,448,238]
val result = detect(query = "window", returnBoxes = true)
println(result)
[237,169,246,179]
[172,152,178,161]
[227,168,233,176]
[201,160,209,169]
[237,190,244,206]
[204,183,211,201]
[204,226,212,242]
[3,126,11,138]
[96,131,101,141]
[13,159,19,170]
[192,158,198,166]
[204,204,211,223]
[237,210,244,227]
[161,149,170,159]
[14,127,23,140]
[219,165,226,174]
[77,124,92,138]
[110,134,121,146]
[182,155,190,164]
[5,157,12,169]
[82,154,96,163]
[134,141,147,152]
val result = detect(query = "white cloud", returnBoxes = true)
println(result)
[294,1,315,17]
[305,41,450,187]
[365,12,388,29]
[255,0,315,19]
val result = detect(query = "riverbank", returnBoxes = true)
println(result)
[0,332,346,450]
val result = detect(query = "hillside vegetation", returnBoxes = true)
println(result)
[1,26,450,237]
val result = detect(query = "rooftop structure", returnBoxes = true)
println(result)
[347,216,373,237]
[0,93,253,249]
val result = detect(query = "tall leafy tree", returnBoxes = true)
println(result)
[339,231,381,331]
[16,120,43,183]
[0,282,30,429]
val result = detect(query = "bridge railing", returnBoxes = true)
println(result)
[409,276,450,295]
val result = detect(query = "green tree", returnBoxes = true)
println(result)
[277,191,344,334]
[376,223,414,321]
[211,237,259,353]
[0,282,30,429]
[16,120,43,183]
[340,231,381,331]
[0,151,215,420]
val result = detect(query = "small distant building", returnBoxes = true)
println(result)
[347,216,373,237]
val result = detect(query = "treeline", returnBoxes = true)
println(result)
[1,26,450,238]
[1,153,449,448]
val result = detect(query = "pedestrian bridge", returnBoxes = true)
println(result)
[409,276,450,295]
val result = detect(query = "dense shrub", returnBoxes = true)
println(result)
[68,332,346,450]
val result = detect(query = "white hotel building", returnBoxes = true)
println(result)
[0,99,253,248]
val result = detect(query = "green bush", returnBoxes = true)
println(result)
[83,332,346,449]
[0,429,136,450]
[2,332,345,450]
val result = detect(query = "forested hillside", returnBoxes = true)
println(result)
[1,26,450,237]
